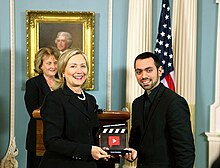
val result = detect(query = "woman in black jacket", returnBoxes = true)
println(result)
[24,47,60,168]
[38,48,110,168]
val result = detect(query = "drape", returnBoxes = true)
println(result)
[124,0,152,167]
[172,0,197,133]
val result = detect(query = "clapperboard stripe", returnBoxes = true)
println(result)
[101,128,127,134]
[120,128,126,133]
[109,129,114,133]
[103,129,108,133]
[115,128,120,133]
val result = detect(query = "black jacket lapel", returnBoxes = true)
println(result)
[37,74,51,95]
[63,86,90,118]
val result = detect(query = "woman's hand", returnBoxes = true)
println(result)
[91,146,111,161]
[123,148,137,162]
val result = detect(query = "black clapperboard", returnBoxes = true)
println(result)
[99,123,130,155]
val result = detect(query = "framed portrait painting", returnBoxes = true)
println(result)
[26,10,95,90]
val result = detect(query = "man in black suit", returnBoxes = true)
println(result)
[124,52,195,168]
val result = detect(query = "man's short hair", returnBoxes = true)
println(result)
[134,52,161,69]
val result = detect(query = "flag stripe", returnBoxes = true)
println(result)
[154,0,175,92]
[165,72,175,91]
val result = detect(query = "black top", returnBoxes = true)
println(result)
[143,85,160,126]
[24,74,51,151]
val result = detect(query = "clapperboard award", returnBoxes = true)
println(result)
[98,123,130,156]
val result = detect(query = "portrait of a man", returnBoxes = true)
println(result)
[54,32,72,54]
[26,11,95,90]
[39,23,83,53]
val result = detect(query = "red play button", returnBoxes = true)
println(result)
[108,136,120,147]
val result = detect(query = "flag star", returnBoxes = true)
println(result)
[168,62,172,67]
[167,34,171,39]
[161,31,165,37]
[154,0,175,91]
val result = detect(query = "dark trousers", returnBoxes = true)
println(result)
[27,151,42,168]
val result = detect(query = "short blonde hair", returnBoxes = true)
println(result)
[34,47,60,74]
[53,48,89,90]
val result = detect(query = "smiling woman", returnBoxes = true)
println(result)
[24,47,60,168]
[38,48,110,168]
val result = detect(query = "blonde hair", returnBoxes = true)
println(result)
[34,47,60,74]
[53,48,89,90]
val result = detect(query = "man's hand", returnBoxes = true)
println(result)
[123,148,137,162]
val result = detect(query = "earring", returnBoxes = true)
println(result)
[62,74,65,78]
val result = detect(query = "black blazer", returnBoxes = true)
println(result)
[24,74,51,151]
[38,84,99,168]
[129,83,195,168]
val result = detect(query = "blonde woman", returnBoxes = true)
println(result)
[24,47,59,168]
[39,49,110,168]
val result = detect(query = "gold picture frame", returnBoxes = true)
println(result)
[26,10,95,90]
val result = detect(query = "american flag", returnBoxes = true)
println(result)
[154,0,175,92]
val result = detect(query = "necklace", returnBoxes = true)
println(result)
[78,90,86,100]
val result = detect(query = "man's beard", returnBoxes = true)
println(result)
[141,75,160,91]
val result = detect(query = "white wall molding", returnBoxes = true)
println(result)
[205,0,220,167]
[0,0,18,167]
[205,132,220,142]
[107,0,112,110]
[205,132,220,167]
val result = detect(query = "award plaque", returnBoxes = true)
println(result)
[98,123,130,156]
